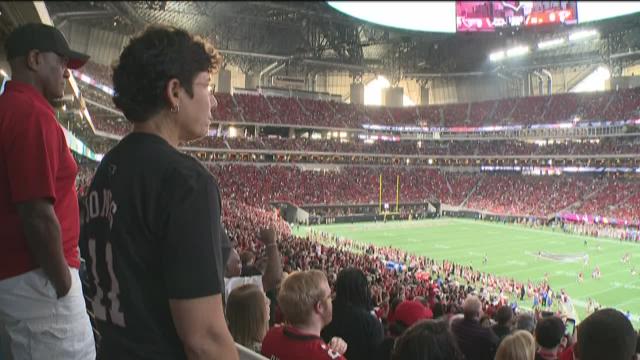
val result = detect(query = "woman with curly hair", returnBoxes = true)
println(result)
[80,26,238,359]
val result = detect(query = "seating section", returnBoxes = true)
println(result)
[185,137,640,158]
[546,93,579,122]
[576,92,611,120]
[73,62,640,224]
[76,61,640,130]
[492,98,517,124]
[213,93,237,122]
[417,105,443,126]
[235,93,276,123]
[442,103,469,127]
[510,96,548,125]
[205,164,640,223]
[576,182,639,217]
[267,96,306,125]
[468,100,496,124]
[466,175,597,218]
[75,158,640,228]
[612,191,640,224]
[604,87,640,121]
[298,98,336,126]
[75,61,113,86]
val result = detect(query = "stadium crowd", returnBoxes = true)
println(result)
[73,162,640,225]
[76,60,640,130]
[206,164,640,224]
[190,136,640,157]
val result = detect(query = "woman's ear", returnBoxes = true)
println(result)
[165,78,181,109]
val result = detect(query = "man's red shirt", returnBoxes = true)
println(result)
[262,325,346,360]
[0,81,80,280]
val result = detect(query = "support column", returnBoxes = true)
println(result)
[245,73,259,90]
[383,87,404,107]
[350,83,365,105]
[218,68,232,94]
[420,86,430,105]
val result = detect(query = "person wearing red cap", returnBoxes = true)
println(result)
[394,300,434,329]
[0,23,94,359]
[375,300,433,360]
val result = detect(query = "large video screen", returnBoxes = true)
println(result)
[456,1,578,32]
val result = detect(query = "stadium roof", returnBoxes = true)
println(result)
[3,2,640,76]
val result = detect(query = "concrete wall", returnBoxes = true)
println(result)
[623,63,640,77]
[423,76,511,105]
[350,83,365,105]
[245,73,259,90]
[608,76,640,90]
[217,68,232,94]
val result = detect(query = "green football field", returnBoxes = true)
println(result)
[294,218,640,328]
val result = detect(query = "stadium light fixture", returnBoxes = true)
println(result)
[537,38,565,49]
[569,29,598,42]
[506,46,530,58]
[489,51,506,62]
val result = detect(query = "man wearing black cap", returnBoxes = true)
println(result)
[0,23,94,359]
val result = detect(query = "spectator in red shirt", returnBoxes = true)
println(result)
[0,23,95,359]
[262,270,348,360]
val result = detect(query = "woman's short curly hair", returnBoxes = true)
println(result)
[112,26,222,123]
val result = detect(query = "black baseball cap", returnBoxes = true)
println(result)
[5,23,90,69]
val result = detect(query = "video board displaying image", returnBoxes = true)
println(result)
[456,1,578,32]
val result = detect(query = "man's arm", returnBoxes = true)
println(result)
[16,199,71,298]
[259,228,283,292]
[170,295,239,360]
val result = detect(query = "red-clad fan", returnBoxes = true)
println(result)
[0,23,94,360]
[262,270,347,360]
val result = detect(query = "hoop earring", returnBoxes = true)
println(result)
[171,104,180,113]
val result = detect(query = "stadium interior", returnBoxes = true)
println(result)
[2,1,640,359]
